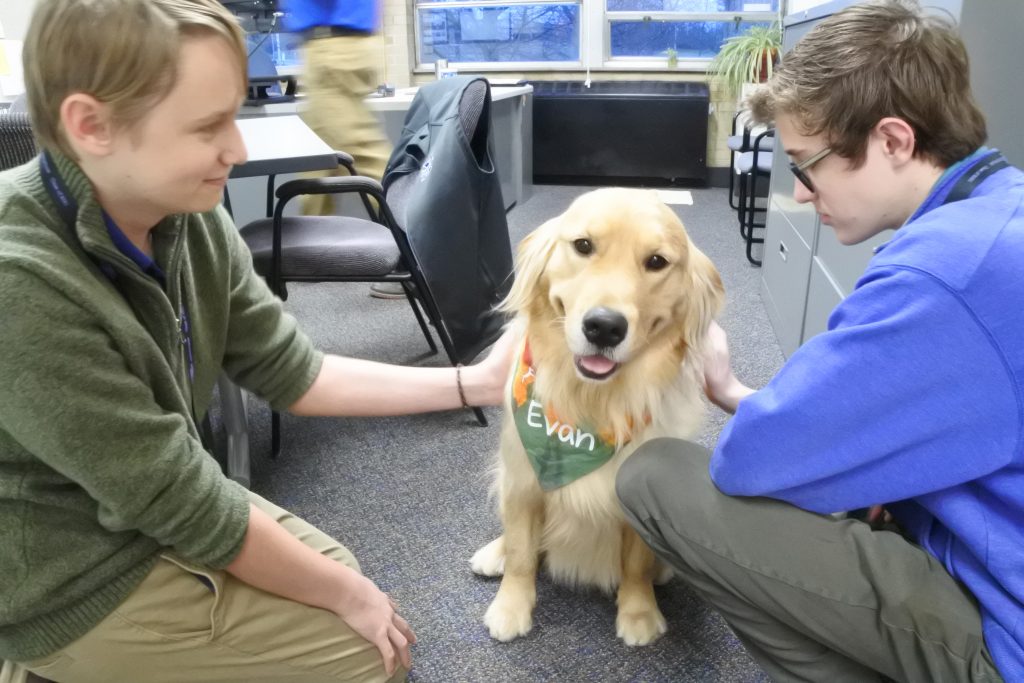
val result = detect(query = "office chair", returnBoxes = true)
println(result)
[238,81,505,458]
[727,109,774,211]
[0,112,38,169]
[733,128,775,267]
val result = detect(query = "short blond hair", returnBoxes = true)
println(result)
[748,0,986,168]
[23,0,247,159]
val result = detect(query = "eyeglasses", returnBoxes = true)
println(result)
[788,146,833,193]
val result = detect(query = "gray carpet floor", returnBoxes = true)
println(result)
[244,185,785,682]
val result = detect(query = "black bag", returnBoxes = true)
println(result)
[382,76,514,363]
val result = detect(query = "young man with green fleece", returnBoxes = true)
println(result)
[0,1,513,681]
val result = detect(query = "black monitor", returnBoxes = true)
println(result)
[220,0,277,13]
[220,0,279,32]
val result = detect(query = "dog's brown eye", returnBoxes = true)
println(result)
[573,238,593,256]
[645,254,669,271]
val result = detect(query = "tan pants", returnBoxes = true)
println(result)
[299,34,392,216]
[5,493,406,683]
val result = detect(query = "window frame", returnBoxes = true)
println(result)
[413,0,584,72]
[412,0,779,72]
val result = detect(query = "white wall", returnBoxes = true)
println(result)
[0,0,35,41]
[0,0,32,97]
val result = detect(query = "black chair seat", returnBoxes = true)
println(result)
[239,215,403,279]
[0,112,38,170]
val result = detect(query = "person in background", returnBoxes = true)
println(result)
[280,0,404,298]
[617,1,1022,681]
[0,1,513,681]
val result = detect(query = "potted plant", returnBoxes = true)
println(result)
[707,22,782,102]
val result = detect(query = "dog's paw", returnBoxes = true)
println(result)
[616,607,668,646]
[483,594,534,642]
[470,537,505,577]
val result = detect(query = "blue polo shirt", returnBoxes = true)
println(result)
[280,0,380,34]
[103,214,195,382]
[102,212,165,286]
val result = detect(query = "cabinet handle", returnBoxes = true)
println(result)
[779,240,788,262]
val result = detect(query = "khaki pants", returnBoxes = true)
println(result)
[299,34,392,216]
[6,492,406,683]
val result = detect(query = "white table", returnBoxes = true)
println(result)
[231,115,337,179]
[226,114,342,224]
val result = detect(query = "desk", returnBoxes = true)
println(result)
[233,83,533,224]
[232,115,337,179]
[225,114,342,228]
[219,115,336,488]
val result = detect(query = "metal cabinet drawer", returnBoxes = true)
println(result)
[802,258,845,343]
[814,224,889,296]
[759,201,814,358]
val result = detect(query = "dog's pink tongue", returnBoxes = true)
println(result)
[578,355,616,374]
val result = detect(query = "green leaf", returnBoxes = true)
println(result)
[706,21,783,99]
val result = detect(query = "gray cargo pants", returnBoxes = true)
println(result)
[616,438,1004,683]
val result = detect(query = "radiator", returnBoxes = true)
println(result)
[529,80,709,186]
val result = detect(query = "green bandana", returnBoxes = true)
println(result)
[511,343,622,491]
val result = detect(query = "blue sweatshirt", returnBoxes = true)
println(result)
[711,151,1024,678]
[281,0,380,34]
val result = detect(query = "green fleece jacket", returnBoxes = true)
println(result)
[0,153,324,661]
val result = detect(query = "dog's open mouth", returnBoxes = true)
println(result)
[574,354,620,380]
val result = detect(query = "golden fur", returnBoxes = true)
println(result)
[471,188,724,646]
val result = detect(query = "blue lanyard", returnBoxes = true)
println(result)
[38,152,195,383]
[912,150,1010,221]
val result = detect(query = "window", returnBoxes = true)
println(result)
[416,3,582,67]
[413,0,778,70]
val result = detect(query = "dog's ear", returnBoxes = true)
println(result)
[681,243,725,354]
[500,219,558,315]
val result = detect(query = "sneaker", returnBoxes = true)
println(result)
[369,282,408,299]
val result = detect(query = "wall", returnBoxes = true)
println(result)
[380,0,415,88]
[0,0,33,98]
[380,0,739,184]
[959,0,1024,166]
[3,0,739,180]
[0,1,34,42]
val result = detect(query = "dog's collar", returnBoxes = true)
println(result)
[511,339,626,490]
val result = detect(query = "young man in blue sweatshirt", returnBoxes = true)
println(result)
[618,1,1022,681]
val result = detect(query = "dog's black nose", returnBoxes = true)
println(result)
[582,308,628,348]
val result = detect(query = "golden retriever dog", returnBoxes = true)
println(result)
[470,187,724,646]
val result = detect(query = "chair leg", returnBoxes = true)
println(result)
[737,173,749,235]
[727,152,739,210]
[401,283,438,355]
[415,288,492,428]
[729,151,737,208]
[746,234,764,267]
[271,410,281,459]
[745,172,765,266]
[216,374,251,489]
[744,170,757,239]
